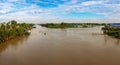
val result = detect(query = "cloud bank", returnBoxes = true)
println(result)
[0,0,120,23]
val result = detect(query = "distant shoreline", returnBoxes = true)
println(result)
[40,22,105,28]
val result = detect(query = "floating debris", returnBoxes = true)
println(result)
[44,33,46,35]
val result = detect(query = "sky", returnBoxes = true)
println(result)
[0,0,120,23]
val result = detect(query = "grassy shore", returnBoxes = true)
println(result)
[0,20,34,43]
[102,25,120,38]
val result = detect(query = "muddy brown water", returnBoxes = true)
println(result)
[0,25,120,65]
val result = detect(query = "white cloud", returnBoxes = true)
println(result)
[81,1,104,6]
[0,10,6,13]
[0,0,120,23]
[56,0,120,18]
[0,2,14,14]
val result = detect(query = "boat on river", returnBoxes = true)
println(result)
[25,30,31,35]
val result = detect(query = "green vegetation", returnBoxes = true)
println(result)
[40,22,74,28]
[0,20,34,43]
[40,22,104,28]
[102,25,120,38]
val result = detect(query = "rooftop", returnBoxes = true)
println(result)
[109,23,120,27]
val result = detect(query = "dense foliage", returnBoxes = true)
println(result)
[40,23,104,28]
[0,20,34,43]
[102,25,120,38]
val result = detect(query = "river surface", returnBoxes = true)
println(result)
[0,25,120,65]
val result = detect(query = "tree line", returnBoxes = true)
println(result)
[102,25,120,39]
[40,22,105,28]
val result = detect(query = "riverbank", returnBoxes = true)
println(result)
[40,23,105,28]
[0,20,34,43]
[102,26,120,39]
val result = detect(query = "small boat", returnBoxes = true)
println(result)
[44,33,46,35]
[25,30,31,35]
[27,30,31,33]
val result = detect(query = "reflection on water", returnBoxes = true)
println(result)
[103,35,120,46]
[0,35,29,53]
[0,25,120,65]
[116,39,120,45]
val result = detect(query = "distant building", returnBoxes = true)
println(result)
[108,23,120,28]
[109,23,120,27]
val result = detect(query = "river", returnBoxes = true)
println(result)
[0,25,120,65]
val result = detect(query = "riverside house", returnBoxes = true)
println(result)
[108,23,120,28]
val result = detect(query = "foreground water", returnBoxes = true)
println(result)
[0,25,120,65]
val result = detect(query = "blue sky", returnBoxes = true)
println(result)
[0,0,120,23]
